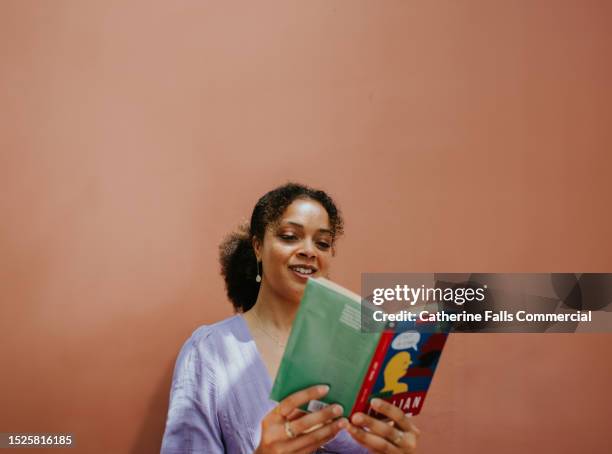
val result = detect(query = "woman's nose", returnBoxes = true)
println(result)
[297,239,316,258]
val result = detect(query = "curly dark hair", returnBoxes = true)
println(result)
[219,182,344,312]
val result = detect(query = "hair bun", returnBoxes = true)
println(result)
[219,222,260,312]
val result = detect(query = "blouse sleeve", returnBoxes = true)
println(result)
[160,329,225,454]
[321,428,372,454]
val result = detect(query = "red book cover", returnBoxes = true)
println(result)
[355,322,449,419]
[350,330,395,416]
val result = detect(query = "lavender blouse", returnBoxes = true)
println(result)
[160,315,370,454]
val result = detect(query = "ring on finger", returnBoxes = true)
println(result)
[391,429,404,446]
[285,421,297,439]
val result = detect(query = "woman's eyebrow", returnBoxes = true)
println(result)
[285,221,332,235]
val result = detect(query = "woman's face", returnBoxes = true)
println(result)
[254,198,334,304]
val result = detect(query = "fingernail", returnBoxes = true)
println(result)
[319,385,330,393]
[333,405,343,416]
[352,414,363,424]
[337,418,348,429]
[371,398,382,408]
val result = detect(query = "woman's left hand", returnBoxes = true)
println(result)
[347,398,420,453]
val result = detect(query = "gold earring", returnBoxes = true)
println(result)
[256,260,262,283]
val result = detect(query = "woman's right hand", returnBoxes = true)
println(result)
[254,385,348,454]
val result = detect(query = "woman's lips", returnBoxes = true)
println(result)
[289,267,315,281]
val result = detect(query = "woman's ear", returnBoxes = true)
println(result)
[252,236,262,261]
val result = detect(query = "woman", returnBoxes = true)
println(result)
[161,183,420,454]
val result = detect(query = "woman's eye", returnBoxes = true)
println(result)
[280,234,297,241]
[317,242,331,250]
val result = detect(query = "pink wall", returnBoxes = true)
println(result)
[1,1,611,453]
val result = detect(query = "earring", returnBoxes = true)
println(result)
[255,260,262,283]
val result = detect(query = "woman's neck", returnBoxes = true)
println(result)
[250,282,299,335]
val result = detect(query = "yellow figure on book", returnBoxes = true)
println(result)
[381,352,412,394]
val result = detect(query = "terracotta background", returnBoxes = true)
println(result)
[1,1,611,453]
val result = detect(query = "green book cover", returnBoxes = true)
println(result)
[269,277,384,418]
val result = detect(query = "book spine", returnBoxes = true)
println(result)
[349,330,395,416]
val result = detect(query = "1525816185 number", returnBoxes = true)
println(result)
[0,433,74,448]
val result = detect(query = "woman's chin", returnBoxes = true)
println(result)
[287,285,306,304]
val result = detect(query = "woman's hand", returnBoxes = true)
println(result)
[254,385,348,454]
[347,398,420,453]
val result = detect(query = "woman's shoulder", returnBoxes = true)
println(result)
[177,314,250,365]
[188,313,247,342]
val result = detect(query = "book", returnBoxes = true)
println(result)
[269,277,449,419]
